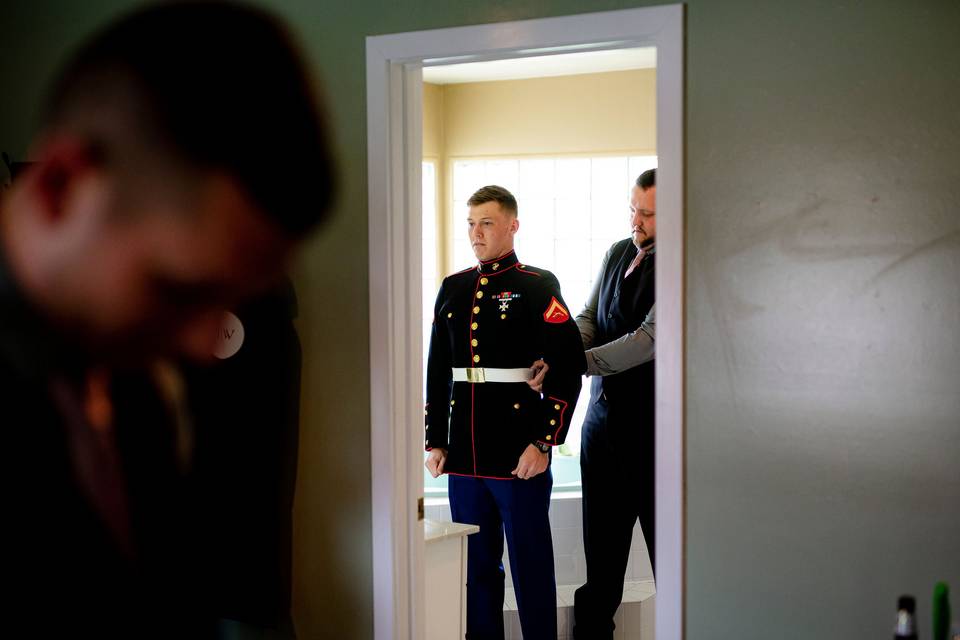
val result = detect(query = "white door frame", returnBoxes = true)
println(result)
[367,5,685,639]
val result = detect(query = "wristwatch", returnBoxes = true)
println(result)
[532,441,551,453]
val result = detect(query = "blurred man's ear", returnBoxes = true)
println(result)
[28,137,102,223]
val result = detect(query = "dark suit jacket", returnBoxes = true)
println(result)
[1,254,214,638]
[183,281,301,630]
[586,239,656,425]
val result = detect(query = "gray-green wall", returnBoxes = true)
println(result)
[2,1,957,638]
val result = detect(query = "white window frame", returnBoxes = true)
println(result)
[366,6,685,639]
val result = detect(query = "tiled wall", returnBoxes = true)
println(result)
[424,494,653,586]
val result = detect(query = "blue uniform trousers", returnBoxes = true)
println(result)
[449,471,557,640]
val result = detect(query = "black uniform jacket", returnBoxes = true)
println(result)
[425,250,586,478]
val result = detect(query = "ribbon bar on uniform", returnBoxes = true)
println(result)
[451,367,533,384]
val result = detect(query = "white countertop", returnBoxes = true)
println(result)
[424,519,480,543]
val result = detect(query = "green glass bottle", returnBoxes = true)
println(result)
[933,582,950,640]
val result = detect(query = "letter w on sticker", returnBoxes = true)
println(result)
[543,297,570,324]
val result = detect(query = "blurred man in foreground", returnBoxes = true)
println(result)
[0,2,335,636]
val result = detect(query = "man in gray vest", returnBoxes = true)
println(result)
[572,169,659,640]
[528,169,657,639]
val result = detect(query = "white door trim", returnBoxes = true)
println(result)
[366,6,685,638]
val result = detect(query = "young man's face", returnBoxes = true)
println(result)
[467,200,518,262]
[630,185,656,249]
[41,170,293,362]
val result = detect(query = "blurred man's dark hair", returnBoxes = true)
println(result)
[43,0,335,235]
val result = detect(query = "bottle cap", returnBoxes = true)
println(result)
[898,595,916,613]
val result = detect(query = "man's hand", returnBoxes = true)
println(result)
[511,444,549,480]
[527,359,549,393]
[425,448,448,478]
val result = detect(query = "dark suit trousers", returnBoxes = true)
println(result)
[573,396,655,640]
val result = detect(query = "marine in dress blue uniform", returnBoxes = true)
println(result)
[425,186,585,640]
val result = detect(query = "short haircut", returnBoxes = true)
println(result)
[42,1,336,236]
[467,185,518,217]
[636,168,656,190]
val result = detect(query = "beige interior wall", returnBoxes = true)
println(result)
[422,82,444,158]
[439,68,655,158]
[422,82,447,278]
[424,68,655,274]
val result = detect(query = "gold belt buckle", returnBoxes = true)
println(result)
[465,367,486,383]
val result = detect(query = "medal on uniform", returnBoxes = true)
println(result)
[492,291,519,314]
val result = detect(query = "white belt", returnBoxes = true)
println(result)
[452,367,533,384]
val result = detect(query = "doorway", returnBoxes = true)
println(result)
[366,6,684,639]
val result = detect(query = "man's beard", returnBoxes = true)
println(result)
[632,231,654,250]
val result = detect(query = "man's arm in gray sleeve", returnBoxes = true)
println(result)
[575,247,612,350]
[584,304,655,376]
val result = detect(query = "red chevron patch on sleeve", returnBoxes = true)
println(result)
[543,297,570,324]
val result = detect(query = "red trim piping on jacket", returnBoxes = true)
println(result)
[547,396,569,442]
[450,265,476,276]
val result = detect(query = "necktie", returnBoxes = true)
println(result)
[51,370,134,557]
[624,249,645,279]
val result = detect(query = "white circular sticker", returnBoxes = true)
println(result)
[213,311,245,360]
